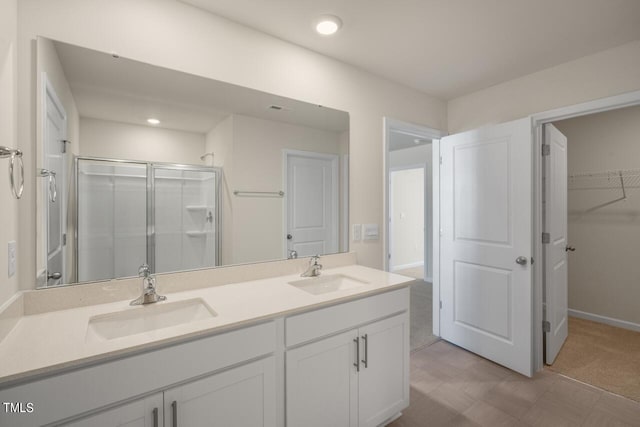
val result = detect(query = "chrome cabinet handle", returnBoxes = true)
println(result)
[515,256,528,265]
[172,400,178,427]
[353,337,360,372]
[565,246,576,252]
[152,407,158,427]
[361,334,368,368]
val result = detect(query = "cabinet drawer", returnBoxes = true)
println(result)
[0,321,276,427]
[285,288,409,347]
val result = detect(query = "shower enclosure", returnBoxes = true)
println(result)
[76,157,220,282]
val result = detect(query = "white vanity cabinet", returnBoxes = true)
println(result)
[0,285,410,427]
[286,329,359,427]
[0,321,277,427]
[62,394,164,427]
[62,357,276,427]
[163,356,276,427]
[285,288,410,427]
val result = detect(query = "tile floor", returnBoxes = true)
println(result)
[389,340,640,427]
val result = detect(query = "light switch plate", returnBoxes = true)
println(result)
[352,224,362,242]
[8,240,16,278]
[363,224,379,241]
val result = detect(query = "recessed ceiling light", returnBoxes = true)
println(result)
[315,15,342,36]
[147,118,160,125]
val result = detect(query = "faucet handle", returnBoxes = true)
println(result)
[138,264,151,278]
[309,255,320,265]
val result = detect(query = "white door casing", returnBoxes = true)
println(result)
[543,124,569,364]
[43,75,67,286]
[284,150,339,258]
[440,117,533,377]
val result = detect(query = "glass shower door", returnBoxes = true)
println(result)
[77,159,148,282]
[153,167,218,274]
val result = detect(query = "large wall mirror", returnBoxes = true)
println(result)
[35,37,349,288]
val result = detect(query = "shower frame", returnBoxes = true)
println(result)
[74,156,222,280]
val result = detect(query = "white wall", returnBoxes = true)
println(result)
[16,0,446,291]
[388,144,433,279]
[389,168,424,271]
[554,106,640,325]
[448,40,640,133]
[0,0,18,306]
[208,114,343,265]
[79,117,206,164]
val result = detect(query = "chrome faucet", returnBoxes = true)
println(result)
[301,255,323,277]
[130,264,167,306]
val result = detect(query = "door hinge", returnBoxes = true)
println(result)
[542,232,550,244]
[439,155,443,165]
[63,233,67,246]
[542,320,551,333]
[388,253,391,260]
[542,144,550,156]
[439,300,442,310]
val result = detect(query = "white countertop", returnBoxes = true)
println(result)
[0,265,412,387]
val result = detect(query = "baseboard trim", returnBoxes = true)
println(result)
[568,309,640,333]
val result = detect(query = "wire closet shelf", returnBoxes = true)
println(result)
[568,168,640,214]
[568,168,640,191]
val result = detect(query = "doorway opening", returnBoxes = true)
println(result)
[542,105,640,402]
[384,118,443,351]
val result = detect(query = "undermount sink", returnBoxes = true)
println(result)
[288,274,369,295]
[86,298,217,342]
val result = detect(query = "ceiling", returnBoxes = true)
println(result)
[180,0,640,100]
[54,40,349,134]
[389,130,431,152]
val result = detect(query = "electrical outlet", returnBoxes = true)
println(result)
[8,241,16,278]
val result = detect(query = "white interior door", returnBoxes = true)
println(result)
[285,151,338,258]
[440,117,533,377]
[43,79,67,286]
[544,124,569,364]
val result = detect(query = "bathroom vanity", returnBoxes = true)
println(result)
[0,260,411,426]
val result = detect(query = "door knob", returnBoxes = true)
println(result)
[565,246,576,252]
[48,272,62,280]
[286,234,293,240]
[515,256,528,266]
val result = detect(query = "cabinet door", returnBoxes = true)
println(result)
[163,356,276,427]
[358,313,409,427]
[286,329,359,427]
[62,393,163,427]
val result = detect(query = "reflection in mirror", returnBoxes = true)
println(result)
[35,37,349,288]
